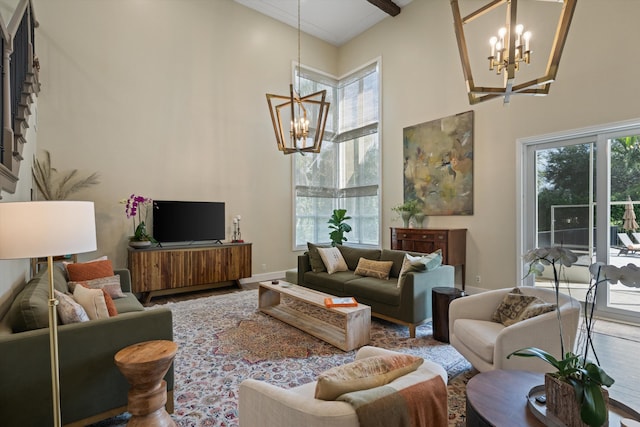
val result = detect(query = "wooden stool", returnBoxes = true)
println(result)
[115,340,178,427]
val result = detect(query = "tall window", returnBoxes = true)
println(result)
[293,60,380,249]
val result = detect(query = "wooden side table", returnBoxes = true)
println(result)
[115,340,178,427]
[466,370,545,427]
[431,286,464,342]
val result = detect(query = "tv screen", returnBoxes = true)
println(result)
[153,200,225,243]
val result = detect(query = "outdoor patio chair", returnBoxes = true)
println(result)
[617,233,640,255]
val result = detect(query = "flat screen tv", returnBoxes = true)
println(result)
[153,200,225,244]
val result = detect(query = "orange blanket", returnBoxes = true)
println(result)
[337,375,448,427]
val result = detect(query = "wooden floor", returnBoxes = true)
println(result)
[147,282,640,414]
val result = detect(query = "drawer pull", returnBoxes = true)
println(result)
[402,234,408,238]
[438,235,444,239]
[422,235,427,239]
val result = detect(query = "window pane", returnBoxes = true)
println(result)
[293,62,380,248]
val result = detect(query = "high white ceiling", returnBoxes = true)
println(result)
[233,0,413,46]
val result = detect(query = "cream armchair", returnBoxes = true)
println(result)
[449,287,580,373]
[238,346,447,427]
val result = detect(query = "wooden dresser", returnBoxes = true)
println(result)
[390,228,467,287]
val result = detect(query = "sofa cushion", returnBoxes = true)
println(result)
[54,290,90,324]
[113,294,146,314]
[318,247,349,274]
[491,288,542,326]
[344,277,402,306]
[66,259,114,282]
[68,275,126,299]
[73,285,110,320]
[518,299,556,322]
[307,242,330,273]
[397,250,443,288]
[380,249,423,278]
[337,246,381,271]
[315,353,423,400]
[7,267,69,332]
[453,319,504,363]
[303,271,357,294]
[354,258,394,280]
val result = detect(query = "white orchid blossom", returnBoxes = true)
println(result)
[589,262,640,288]
[523,246,579,277]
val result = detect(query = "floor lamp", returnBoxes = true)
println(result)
[0,201,97,427]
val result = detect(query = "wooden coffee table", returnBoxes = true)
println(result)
[258,281,371,351]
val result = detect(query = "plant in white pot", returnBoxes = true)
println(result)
[508,247,640,427]
[391,199,422,228]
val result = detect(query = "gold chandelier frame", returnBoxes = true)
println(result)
[450,0,577,105]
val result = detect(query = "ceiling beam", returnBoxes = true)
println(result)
[366,0,401,17]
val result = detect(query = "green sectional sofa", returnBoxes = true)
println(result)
[0,266,173,427]
[297,245,455,338]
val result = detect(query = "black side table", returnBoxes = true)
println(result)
[432,286,464,343]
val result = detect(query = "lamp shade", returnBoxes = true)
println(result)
[0,201,97,259]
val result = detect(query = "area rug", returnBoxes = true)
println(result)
[92,289,474,427]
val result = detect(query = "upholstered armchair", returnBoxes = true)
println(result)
[238,346,447,427]
[449,287,580,373]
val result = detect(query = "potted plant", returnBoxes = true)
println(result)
[391,199,422,227]
[121,194,156,247]
[506,247,640,427]
[328,209,352,246]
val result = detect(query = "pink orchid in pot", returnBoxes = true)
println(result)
[508,247,640,427]
[121,194,156,246]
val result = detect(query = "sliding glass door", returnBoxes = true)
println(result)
[520,121,640,324]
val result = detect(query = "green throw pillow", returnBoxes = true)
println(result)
[307,242,330,273]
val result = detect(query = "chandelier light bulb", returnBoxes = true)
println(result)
[515,24,523,35]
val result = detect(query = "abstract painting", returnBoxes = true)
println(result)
[403,111,473,215]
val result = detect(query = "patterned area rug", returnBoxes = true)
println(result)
[91,289,474,427]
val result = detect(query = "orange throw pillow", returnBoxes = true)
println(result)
[66,259,114,282]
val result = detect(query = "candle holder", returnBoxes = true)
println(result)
[232,215,244,243]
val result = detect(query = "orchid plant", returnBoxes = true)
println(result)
[508,246,640,426]
[121,194,156,242]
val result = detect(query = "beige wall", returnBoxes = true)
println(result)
[3,0,640,302]
[29,0,337,276]
[339,0,640,290]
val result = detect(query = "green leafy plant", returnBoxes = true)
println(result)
[506,247,632,427]
[391,199,422,215]
[328,209,352,246]
[32,150,100,200]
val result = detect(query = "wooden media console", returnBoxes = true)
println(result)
[128,243,252,303]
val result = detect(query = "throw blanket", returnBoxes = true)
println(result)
[337,375,448,427]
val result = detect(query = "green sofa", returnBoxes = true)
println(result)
[297,246,455,338]
[0,266,174,427]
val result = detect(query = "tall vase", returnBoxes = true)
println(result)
[401,212,411,228]
[413,213,425,228]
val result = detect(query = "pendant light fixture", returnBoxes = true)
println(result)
[266,0,330,154]
[450,0,577,105]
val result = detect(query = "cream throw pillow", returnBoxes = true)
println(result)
[315,354,423,400]
[73,285,110,320]
[354,258,394,280]
[317,247,349,274]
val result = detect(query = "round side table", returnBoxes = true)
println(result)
[115,340,178,427]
